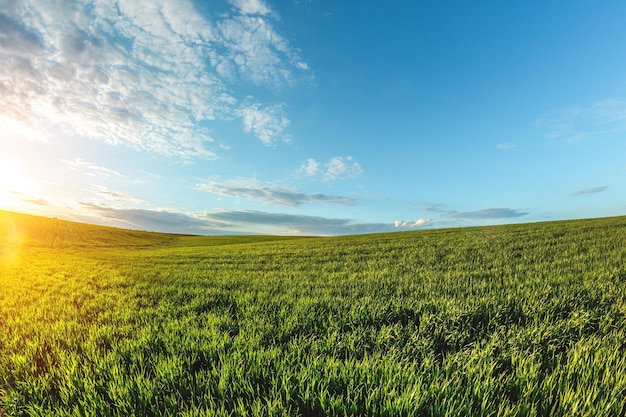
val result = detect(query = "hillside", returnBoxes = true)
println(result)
[0,210,178,249]
[0,210,308,251]
[1,211,626,416]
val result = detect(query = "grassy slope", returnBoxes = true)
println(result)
[1,211,626,416]
[0,211,306,249]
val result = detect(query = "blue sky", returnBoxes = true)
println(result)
[1,0,625,235]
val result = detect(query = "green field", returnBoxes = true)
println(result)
[1,210,625,416]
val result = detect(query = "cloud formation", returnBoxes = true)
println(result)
[422,203,528,220]
[570,186,608,197]
[299,158,320,176]
[227,0,272,16]
[197,178,357,206]
[204,209,392,235]
[448,208,528,219]
[394,218,431,228]
[239,102,289,145]
[324,156,363,181]
[299,156,363,181]
[80,202,228,233]
[78,203,399,235]
[1,0,310,160]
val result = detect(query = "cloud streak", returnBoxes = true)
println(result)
[204,209,393,235]
[63,159,123,178]
[197,178,357,207]
[1,0,311,160]
[22,198,50,206]
[80,202,228,233]
[538,98,626,143]
[448,208,529,219]
[423,203,445,213]
[78,203,400,235]
[422,203,528,220]
[570,186,608,197]
[96,188,145,204]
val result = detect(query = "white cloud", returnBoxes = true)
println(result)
[211,13,310,87]
[394,218,431,228]
[323,156,363,181]
[300,158,320,176]
[239,102,289,145]
[299,156,363,181]
[227,0,272,16]
[1,0,310,161]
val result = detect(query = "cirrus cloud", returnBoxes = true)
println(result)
[537,98,626,144]
[62,159,123,178]
[197,178,357,207]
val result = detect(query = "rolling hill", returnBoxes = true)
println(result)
[1,210,625,416]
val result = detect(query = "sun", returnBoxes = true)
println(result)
[0,152,32,209]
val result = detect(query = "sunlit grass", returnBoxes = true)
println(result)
[1,211,625,416]
[0,212,23,265]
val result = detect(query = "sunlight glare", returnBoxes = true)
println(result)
[0,211,23,264]
[0,115,49,143]
[0,153,32,208]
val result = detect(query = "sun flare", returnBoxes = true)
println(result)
[0,116,49,143]
[0,211,23,264]
[0,153,32,208]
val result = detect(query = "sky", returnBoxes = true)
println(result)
[1,0,625,235]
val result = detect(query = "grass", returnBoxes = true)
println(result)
[1,210,626,416]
